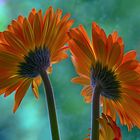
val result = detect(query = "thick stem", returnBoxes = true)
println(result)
[40,70,60,140]
[91,84,101,140]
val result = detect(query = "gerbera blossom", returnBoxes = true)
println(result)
[0,7,74,112]
[69,22,140,129]
[85,114,122,140]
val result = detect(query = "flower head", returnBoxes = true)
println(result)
[0,7,74,112]
[69,22,140,129]
[85,114,122,140]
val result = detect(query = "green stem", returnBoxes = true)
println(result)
[40,70,60,140]
[91,84,101,140]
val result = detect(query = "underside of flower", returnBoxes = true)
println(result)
[91,62,121,100]
[18,47,50,78]
[0,6,73,113]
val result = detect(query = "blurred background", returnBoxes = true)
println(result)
[0,0,140,140]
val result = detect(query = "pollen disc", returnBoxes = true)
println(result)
[18,47,50,78]
[91,62,121,100]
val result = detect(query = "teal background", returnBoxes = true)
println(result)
[0,0,140,140]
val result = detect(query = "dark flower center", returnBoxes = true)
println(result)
[91,62,121,100]
[18,47,50,78]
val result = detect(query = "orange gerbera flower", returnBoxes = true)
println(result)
[85,114,122,140]
[69,22,140,129]
[0,7,73,112]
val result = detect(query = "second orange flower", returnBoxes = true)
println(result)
[69,22,140,130]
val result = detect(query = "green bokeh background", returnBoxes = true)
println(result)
[0,0,140,140]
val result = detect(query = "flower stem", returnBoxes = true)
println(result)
[91,84,101,140]
[40,70,60,140]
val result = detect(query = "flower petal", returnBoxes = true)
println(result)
[13,79,31,112]
[71,77,90,85]
[122,50,136,63]
[32,80,39,99]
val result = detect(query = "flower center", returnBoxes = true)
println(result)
[18,47,50,78]
[91,62,121,100]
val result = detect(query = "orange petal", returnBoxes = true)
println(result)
[28,8,36,27]
[135,64,140,74]
[51,52,68,64]
[69,39,92,78]
[17,15,24,24]
[81,85,93,103]
[116,60,139,73]
[41,6,53,46]
[0,75,20,89]
[3,31,26,54]
[81,85,93,96]
[4,81,21,97]
[69,26,94,61]
[23,18,35,50]
[107,42,121,69]
[118,70,140,81]
[32,80,39,99]
[0,32,6,43]
[71,56,90,78]
[71,76,90,85]
[13,79,31,112]
[10,20,24,41]
[33,13,42,46]
[122,50,136,63]
[34,76,42,86]
[47,66,53,74]
[46,9,62,46]
[0,89,6,95]
[38,10,43,27]
[92,22,107,63]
